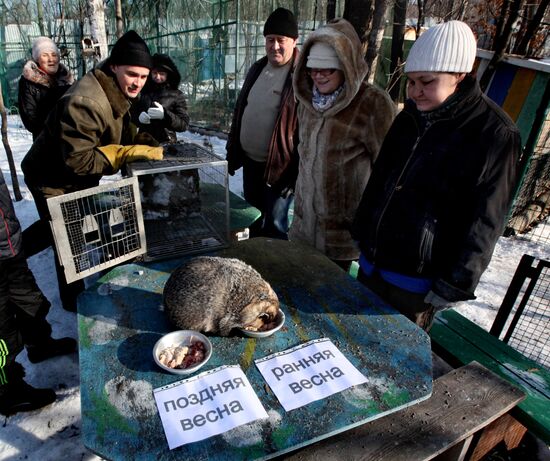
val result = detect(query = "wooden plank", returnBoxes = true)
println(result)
[487,63,517,107]
[430,311,550,443]
[515,72,550,146]
[468,413,527,461]
[434,310,550,396]
[228,189,260,231]
[279,362,525,461]
[502,67,537,121]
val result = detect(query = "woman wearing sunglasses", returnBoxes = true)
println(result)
[290,18,396,271]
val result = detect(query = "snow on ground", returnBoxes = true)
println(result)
[0,115,548,460]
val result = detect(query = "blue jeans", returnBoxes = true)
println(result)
[242,157,293,240]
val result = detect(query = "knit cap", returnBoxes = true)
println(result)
[263,8,299,39]
[307,42,341,70]
[32,37,59,61]
[109,30,153,69]
[404,20,477,74]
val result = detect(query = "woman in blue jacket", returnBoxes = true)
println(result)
[351,21,520,330]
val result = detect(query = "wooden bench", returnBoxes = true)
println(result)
[278,361,525,461]
[430,309,550,448]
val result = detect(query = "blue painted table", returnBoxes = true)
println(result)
[78,238,432,460]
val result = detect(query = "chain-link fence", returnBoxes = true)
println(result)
[1,0,343,130]
[506,106,550,248]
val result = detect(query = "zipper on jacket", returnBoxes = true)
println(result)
[371,112,420,261]
[371,114,447,262]
[417,217,436,273]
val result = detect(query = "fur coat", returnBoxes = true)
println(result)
[18,60,74,139]
[289,19,396,261]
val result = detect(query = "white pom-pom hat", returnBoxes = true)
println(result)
[404,20,477,74]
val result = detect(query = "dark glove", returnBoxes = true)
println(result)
[133,132,160,147]
[424,290,457,312]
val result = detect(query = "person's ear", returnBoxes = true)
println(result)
[456,73,466,84]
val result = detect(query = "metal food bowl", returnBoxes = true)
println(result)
[239,310,286,338]
[153,330,212,375]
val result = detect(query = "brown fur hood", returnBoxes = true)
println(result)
[21,60,74,88]
[289,19,396,261]
[293,18,368,116]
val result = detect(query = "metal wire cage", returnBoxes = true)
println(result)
[126,141,230,261]
[47,177,146,283]
[490,254,550,370]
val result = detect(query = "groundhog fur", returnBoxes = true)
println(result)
[163,256,280,336]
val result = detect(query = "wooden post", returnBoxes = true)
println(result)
[0,81,22,201]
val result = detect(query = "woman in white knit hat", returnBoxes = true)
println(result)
[352,21,520,331]
[18,36,74,140]
[290,18,396,271]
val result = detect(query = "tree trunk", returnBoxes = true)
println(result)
[87,0,108,62]
[513,0,550,56]
[492,0,510,49]
[36,0,45,36]
[0,82,22,201]
[343,0,374,44]
[416,0,424,38]
[365,0,390,83]
[479,0,523,91]
[115,0,124,38]
[327,0,337,20]
[388,0,407,101]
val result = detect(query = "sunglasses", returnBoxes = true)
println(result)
[307,68,337,77]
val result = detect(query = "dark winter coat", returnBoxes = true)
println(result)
[351,75,521,301]
[18,60,74,140]
[132,54,189,143]
[226,49,299,193]
[21,62,133,192]
[0,170,22,260]
[289,19,396,261]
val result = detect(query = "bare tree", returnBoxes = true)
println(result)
[388,0,407,101]
[86,0,108,61]
[0,82,22,201]
[479,0,523,91]
[513,0,550,55]
[36,0,45,35]
[366,0,392,82]
[115,0,123,38]
[327,0,337,20]
[344,0,374,44]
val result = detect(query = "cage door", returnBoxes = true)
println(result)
[47,177,147,283]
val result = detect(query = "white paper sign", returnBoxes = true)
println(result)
[153,365,268,449]
[255,338,368,411]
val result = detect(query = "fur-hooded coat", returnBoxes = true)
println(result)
[18,60,74,139]
[132,53,189,143]
[289,18,396,261]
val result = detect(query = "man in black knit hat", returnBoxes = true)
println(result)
[21,30,163,312]
[226,8,300,240]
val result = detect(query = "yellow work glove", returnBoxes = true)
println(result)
[99,144,163,172]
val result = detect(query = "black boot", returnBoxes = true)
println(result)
[0,363,56,416]
[26,337,77,364]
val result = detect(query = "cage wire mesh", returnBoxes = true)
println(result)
[506,112,550,248]
[498,260,550,370]
[47,177,146,283]
[127,141,230,261]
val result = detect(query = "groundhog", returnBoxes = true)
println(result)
[163,256,280,336]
